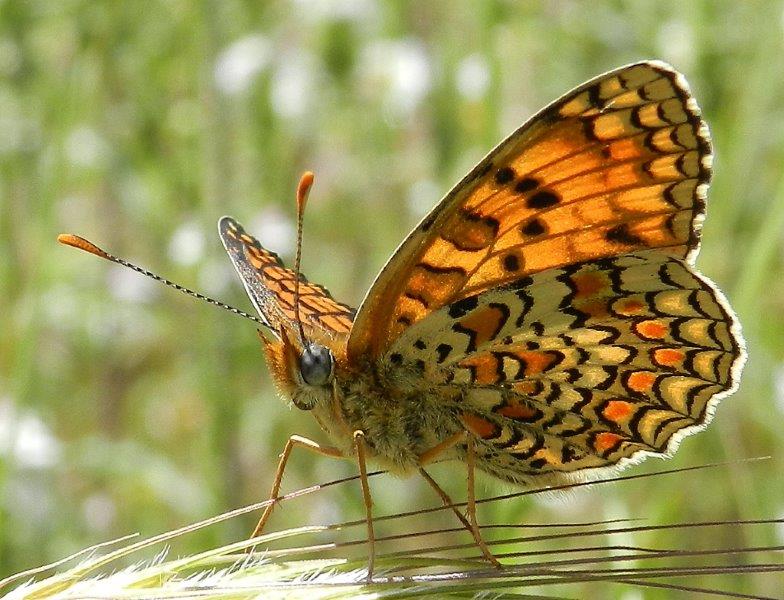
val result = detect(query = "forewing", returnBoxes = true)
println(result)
[219,216,354,344]
[348,61,712,362]
[386,251,744,480]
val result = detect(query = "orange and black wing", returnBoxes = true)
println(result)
[385,250,744,481]
[347,61,712,364]
[219,217,354,344]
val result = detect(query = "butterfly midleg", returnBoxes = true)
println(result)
[249,434,343,539]
[417,432,501,568]
[352,429,375,581]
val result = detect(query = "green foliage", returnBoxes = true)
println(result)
[2,1,783,597]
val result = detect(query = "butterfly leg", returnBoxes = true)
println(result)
[353,429,376,582]
[418,431,474,529]
[465,434,501,568]
[249,435,343,539]
[418,468,474,531]
[417,432,501,568]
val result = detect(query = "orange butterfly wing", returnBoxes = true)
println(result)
[216,62,743,480]
[219,217,354,346]
[347,61,711,363]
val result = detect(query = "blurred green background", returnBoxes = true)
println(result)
[1,0,783,597]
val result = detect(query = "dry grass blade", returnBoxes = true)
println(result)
[2,460,781,599]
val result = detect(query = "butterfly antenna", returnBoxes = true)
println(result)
[293,171,315,345]
[57,233,266,326]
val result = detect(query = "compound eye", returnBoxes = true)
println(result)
[299,343,334,386]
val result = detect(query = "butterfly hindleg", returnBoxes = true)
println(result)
[418,467,474,530]
[465,434,501,568]
[418,431,501,568]
[249,435,343,539]
[352,429,376,581]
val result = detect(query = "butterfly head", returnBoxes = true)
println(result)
[218,172,355,412]
[260,327,338,411]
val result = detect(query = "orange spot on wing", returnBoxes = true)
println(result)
[571,271,610,298]
[519,351,559,375]
[444,212,497,250]
[594,432,623,453]
[654,348,685,366]
[602,400,633,422]
[461,413,499,440]
[627,371,656,392]
[616,298,645,315]
[458,305,507,346]
[497,402,538,420]
[636,320,668,339]
[513,381,540,395]
[459,354,499,384]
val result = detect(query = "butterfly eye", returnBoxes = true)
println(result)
[299,343,334,386]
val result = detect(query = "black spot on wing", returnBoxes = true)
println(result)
[448,295,479,318]
[527,190,560,209]
[521,219,546,237]
[494,166,516,184]
[515,177,539,193]
[503,253,521,272]
[436,343,453,363]
[606,223,645,246]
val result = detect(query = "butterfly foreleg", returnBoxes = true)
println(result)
[352,429,375,582]
[249,434,343,539]
[417,432,501,569]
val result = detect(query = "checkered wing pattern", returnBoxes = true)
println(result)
[219,217,354,343]
[344,61,744,480]
[385,250,743,480]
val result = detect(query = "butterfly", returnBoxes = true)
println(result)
[60,60,745,578]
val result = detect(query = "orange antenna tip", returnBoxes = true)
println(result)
[292,171,315,345]
[296,171,315,213]
[57,232,266,327]
[57,233,111,259]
